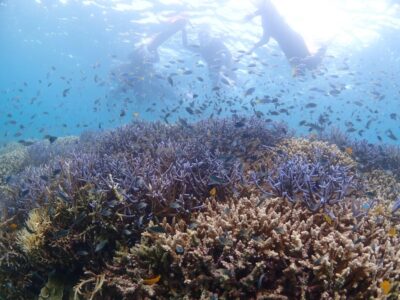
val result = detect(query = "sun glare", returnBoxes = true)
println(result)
[33,0,397,50]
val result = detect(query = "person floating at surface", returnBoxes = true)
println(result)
[112,17,188,95]
[244,0,327,76]
[182,25,236,86]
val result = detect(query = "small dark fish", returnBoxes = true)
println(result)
[44,135,58,143]
[52,168,62,176]
[183,70,193,75]
[178,118,189,127]
[244,87,255,97]
[175,245,184,254]
[5,175,13,184]
[390,113,397,120]
[386,129,398,141]
[196,77,204,82]
[234,119,246,128]
[62,88,70,97]
[52,229,70,240]
[208,175,228,185]
[95,239,108,252]
[40,175,49,181]
[305,102,317,109]
[299,120,307,126]
[120,109,126,117]
[220,77,231,86]
[20,189,29,197]
[185,107,194,115]
[170,202,181,209]
[254,110,264,118]
[167,76,174,86]
[147,225,166,234]
[18,140,35,147]
[76,250,89,256]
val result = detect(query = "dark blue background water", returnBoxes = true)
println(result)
[1,0,399,145]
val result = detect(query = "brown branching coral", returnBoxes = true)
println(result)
[0,230,39,299]
[364,169,400,202]
[99,196,400,299]
[271,138,355,168]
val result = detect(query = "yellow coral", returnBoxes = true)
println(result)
[275,138,355,167]
[17,208,51,254]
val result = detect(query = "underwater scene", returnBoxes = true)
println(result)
[1,0,400,299]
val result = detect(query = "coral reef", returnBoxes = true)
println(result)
[0,143,29,221]
[274,138,356,167]
[25,135,80,167]
[80,196,400,299]
[4,118,288,221]
[0,118,399,299]
[0,143,29,183]
[321,127,400,179]
[250,138,360,216]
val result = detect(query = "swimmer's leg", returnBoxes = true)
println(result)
[303,45,328,69]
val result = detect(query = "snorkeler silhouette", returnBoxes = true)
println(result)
[112,17,188,95]
[244,0,327,75]
[182,25,236,86]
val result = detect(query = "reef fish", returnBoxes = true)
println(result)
[380,280,391,295]
[143,275,161,285]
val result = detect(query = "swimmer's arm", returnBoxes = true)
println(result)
[248,31,270,53]
[243,9,261,22]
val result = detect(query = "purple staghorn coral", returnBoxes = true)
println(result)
[252,149,357,215]
[5,117,289,228]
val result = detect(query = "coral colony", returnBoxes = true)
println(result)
[0,117,400,299]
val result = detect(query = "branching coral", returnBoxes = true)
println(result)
[250,139,359,215]
[0,231,40,299]
[6,117,289,227]
[16,208,52,255]
[321,127,400,179]
[273,138,356,167]
[97,196,400,299]
[1,118,400,299]
[0,143,29,219]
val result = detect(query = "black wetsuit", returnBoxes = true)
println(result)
[113,18,187,95]
[183,30,235,84]
[253,1,325,69]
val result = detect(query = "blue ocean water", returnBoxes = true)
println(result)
[0,0,400,145]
